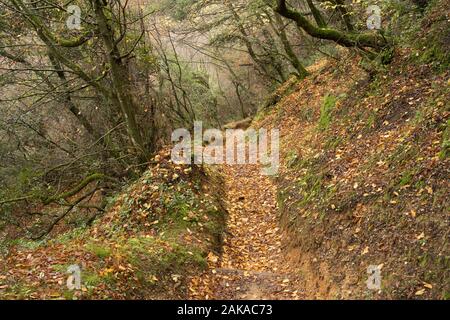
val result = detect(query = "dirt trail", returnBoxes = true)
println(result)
[189,158,304,299]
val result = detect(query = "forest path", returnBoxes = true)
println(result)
[188,147,304,299]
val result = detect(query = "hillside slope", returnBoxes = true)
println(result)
[253,6,449,298]
[0,149,225,299]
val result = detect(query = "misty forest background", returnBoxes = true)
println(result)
[0,0,397,239]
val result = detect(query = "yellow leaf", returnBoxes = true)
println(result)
[416,232,425,240]
[361,246,369,255]
[423,282,433,289]
[207,252,218,263]
[415,289,425,296]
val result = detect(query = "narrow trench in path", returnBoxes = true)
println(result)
[189,155,304,299]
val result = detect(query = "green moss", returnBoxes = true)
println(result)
[63,290,75,300]
[83,271,102,287]
[51,263,69,273]
[388,143,420,167]
[85,243,112,259]
[203,209,224,237]
[6,238,44,250]
[418,43,450,71]
[296,170,326,208]
[286,150,299,168]
[123,236,207,285]
[324,135,344,150]
[410,0,450,71]
[399,170,415,186]
[439,119,450,159]
[43,173,107,205]
[318,94,337,131]
[414,179,426,189]
[52,227,87,244]
[4,282,34,299]
[366,111,377,129]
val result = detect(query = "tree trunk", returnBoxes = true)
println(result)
[273,13,309,78]
[306,0,327,28]
[276,0,390,51]
[93,0,149,161]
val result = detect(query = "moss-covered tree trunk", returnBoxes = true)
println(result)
[273,13,309,79]
[276,0,390,51]
[93,0,149,161]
